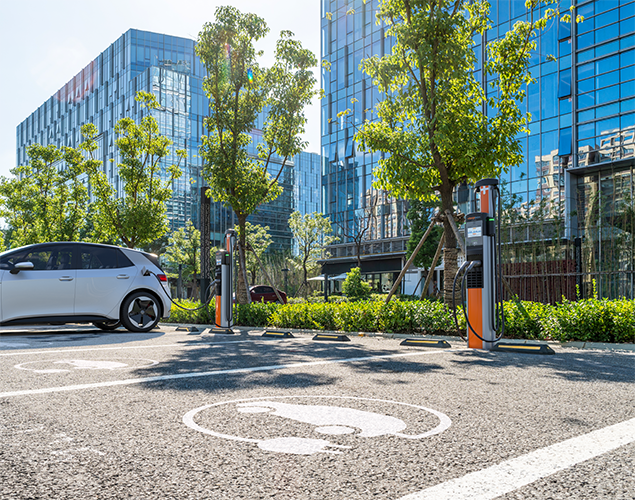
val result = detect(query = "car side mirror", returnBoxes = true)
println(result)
[10,261,35,274]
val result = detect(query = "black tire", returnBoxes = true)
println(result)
[93,320,121,331]
[120,292,161,333]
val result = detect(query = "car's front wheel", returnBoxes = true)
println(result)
[93,320,121,331]
[120,292,161,333]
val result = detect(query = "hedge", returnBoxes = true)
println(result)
[164,297,635,344]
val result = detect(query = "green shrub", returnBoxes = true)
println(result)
[166,300,213,324]
[164,296,635,344]
[502,301,551,340]
[547,297,635,343]
[342,267,372,301]
[269,302,337,330]
[233,302,278,327]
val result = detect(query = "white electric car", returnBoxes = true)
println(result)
[0,242,171,332]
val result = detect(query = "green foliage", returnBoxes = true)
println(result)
[164,221,201,296]
[0,127,95,247]
[167,300,213,324]
[352,0,575,301]
[86,92,184,248]
[341,267,372,301]
[233,302,278,327]
[269,302,337,330]
[196,6,319,303]
[288,211,337,296]
[546,298,635,344]
[502,301,552,339]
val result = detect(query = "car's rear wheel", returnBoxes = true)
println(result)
[93,320,121,331]
[120,292,161,333]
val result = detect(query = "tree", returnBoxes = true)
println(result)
[333,190,379,268]
[235,222,272,285]
[164,221,201,299]
[0,130,94,248]
[196,6,319,304]
[342,267,372,301]
[86,92,185,248]
[141,234,170,257]
[353,0,576,303]
[288,211,338,298]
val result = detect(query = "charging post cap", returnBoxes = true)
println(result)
[475,178,499,188]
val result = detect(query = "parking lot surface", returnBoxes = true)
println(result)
[1,325,633,499]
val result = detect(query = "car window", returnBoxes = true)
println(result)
[0,249,29,270]
[81,246,119,269]
[21,245,75,271]
[262,287,274,294]
[117,250,134,268]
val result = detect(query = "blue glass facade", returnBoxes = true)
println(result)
[16,29,321,253]
[321,0,634,297]
[321,0,406,284]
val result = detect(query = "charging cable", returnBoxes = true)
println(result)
[145,269,217,311]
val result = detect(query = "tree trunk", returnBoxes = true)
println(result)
[236,216,251,305]
[191,276,199,301]
[440,184,459,308]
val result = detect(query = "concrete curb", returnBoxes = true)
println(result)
[561,341,635,352]
[161,322,634,352]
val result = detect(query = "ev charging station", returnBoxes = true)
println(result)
[455,178,505,350]
[214,229,237,332]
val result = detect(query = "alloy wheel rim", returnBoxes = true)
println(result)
[127,296,158,329]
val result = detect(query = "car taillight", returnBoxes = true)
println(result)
[157,274,168,282]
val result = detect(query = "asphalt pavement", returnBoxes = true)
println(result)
[1,325,633,499]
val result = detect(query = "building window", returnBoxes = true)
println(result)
[558,127,572,156]
[558,69,571,98]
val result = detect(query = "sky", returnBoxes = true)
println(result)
[0,0,322,179]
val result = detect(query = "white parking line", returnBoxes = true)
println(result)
[398,416,635,500]
[0,349,457,398]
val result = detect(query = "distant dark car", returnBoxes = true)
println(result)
[250,285,287,304]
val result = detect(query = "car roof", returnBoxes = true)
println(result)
[0,241,142,257]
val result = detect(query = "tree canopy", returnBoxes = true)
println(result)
[165,220,201,298]
[288,211,338,298]
[0,130,95,248]
[196,5,319,303]
[86,92,184,248]
[353,0,576,301]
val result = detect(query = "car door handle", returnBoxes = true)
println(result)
[117,274,130,279]
[59,276,74,281]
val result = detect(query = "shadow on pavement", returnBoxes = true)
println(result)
[0,325,167,350]
[449,348,635,383]
[131,331,447,394]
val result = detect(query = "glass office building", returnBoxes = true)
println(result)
[16,29,321,253]
[321,0,634,298]
[321,0,407,292]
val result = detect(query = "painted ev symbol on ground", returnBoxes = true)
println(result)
[183,396,451,455]
[14,358,159,374]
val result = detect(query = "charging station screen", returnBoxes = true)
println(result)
[467,226,482,238]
